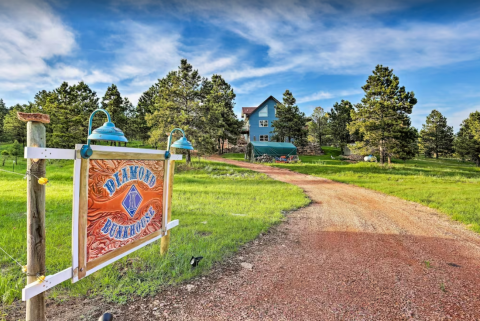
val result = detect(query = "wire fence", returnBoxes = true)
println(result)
[0,164,49,278]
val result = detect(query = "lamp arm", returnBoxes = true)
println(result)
[167,128,186,153]
[87,109,111,145]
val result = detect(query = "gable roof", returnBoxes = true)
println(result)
[241,95,281,117]
[241,107,257,116]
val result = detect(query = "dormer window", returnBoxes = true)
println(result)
[258,105,268,117]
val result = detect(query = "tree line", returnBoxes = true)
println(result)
[0,59,243,164]
[297,65,480,166]
[1,62,479,166]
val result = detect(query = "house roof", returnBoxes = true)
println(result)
[241,107,257,116]
[241,95,281,117]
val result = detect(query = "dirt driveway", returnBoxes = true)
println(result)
[169,157,480,320]
[9,157,480,320]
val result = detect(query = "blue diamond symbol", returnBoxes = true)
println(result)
[122,185,143,218]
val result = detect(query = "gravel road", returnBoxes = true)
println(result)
[166,157,480,320]
[8,157,480,320]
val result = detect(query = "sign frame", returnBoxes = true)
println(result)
[72,144,180,282]
[22,145,181,300]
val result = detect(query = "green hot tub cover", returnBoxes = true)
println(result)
[245,141,297,161]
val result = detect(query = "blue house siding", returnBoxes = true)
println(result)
[247,97,278,142]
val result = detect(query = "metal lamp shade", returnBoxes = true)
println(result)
[87,122,128,143]
[171,136,194,150]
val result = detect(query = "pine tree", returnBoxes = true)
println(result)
[309,106,329,147]
[102,84,127,146]
[201,74,243,154]
[391,126,419,161]
[36,82,99,148]
[349,65,417,164]
[0,99,8,141]
[136,84,159,145]
[419,110,454,158]
[2,104,29,146]
[9,140,23,163]
[329,100,354,154]
[272,90,308,146]
[455,111,480,167]
[147,59,203,163]
[122,97,137,146]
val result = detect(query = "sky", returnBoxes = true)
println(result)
[1,0,479,130]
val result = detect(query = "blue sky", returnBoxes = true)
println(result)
[1,0,479,130]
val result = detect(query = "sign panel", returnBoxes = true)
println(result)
[86,159,164,262]
[72,147,178,281]
[22,145,181,301]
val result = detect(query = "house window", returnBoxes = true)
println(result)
[259,106,268,117]
[260,135,268,142]
[259,120,268,127]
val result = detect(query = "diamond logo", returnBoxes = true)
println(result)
[122,185,143,218]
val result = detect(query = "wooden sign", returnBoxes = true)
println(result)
[22,144,181,301]
[72,145,180,282]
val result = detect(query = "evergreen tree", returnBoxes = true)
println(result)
[136,84,159,144]
[391,125,419,161]
[123,97,137,146]
[455,111,480,167]
[309,106,329,147]
[2,104,29,146]
[36,82,99,148]
[272,90,308,146]
[329,100,354,154]
[8,140,23,163]
[419,110,454,158]
[349,65,417,164]
[147,59,203,163]
[0,99,8,141]
[201,74,243,154]
[102,84,127,146]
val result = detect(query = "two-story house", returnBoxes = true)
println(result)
[241,95,281,143]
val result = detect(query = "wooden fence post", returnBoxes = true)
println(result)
[18,112,49,321]
[161,148,175,256]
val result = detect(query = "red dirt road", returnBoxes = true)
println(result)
[8,157,480,320]
[170,157,480,320]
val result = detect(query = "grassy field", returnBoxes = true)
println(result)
[223,146,480,233]
[0,142,309,307]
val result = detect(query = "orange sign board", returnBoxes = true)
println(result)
[86,159,164,262]
[73,147,177,281]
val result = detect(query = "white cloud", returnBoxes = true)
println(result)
[0,0,76,84]
[234,80,272,94]
[110,21,182,80]
[124,92,143,105]
[297,89,362,103]
[155,0,480,81]
[2,0,480,115]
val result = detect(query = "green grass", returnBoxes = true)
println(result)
[223,146,480,233]
[0,150,309,306]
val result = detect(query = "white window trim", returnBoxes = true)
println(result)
[259,135,268,142]
[259,120,268,127]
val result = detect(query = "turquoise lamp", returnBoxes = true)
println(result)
[165,128,194,159]
[80,109,128,159]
